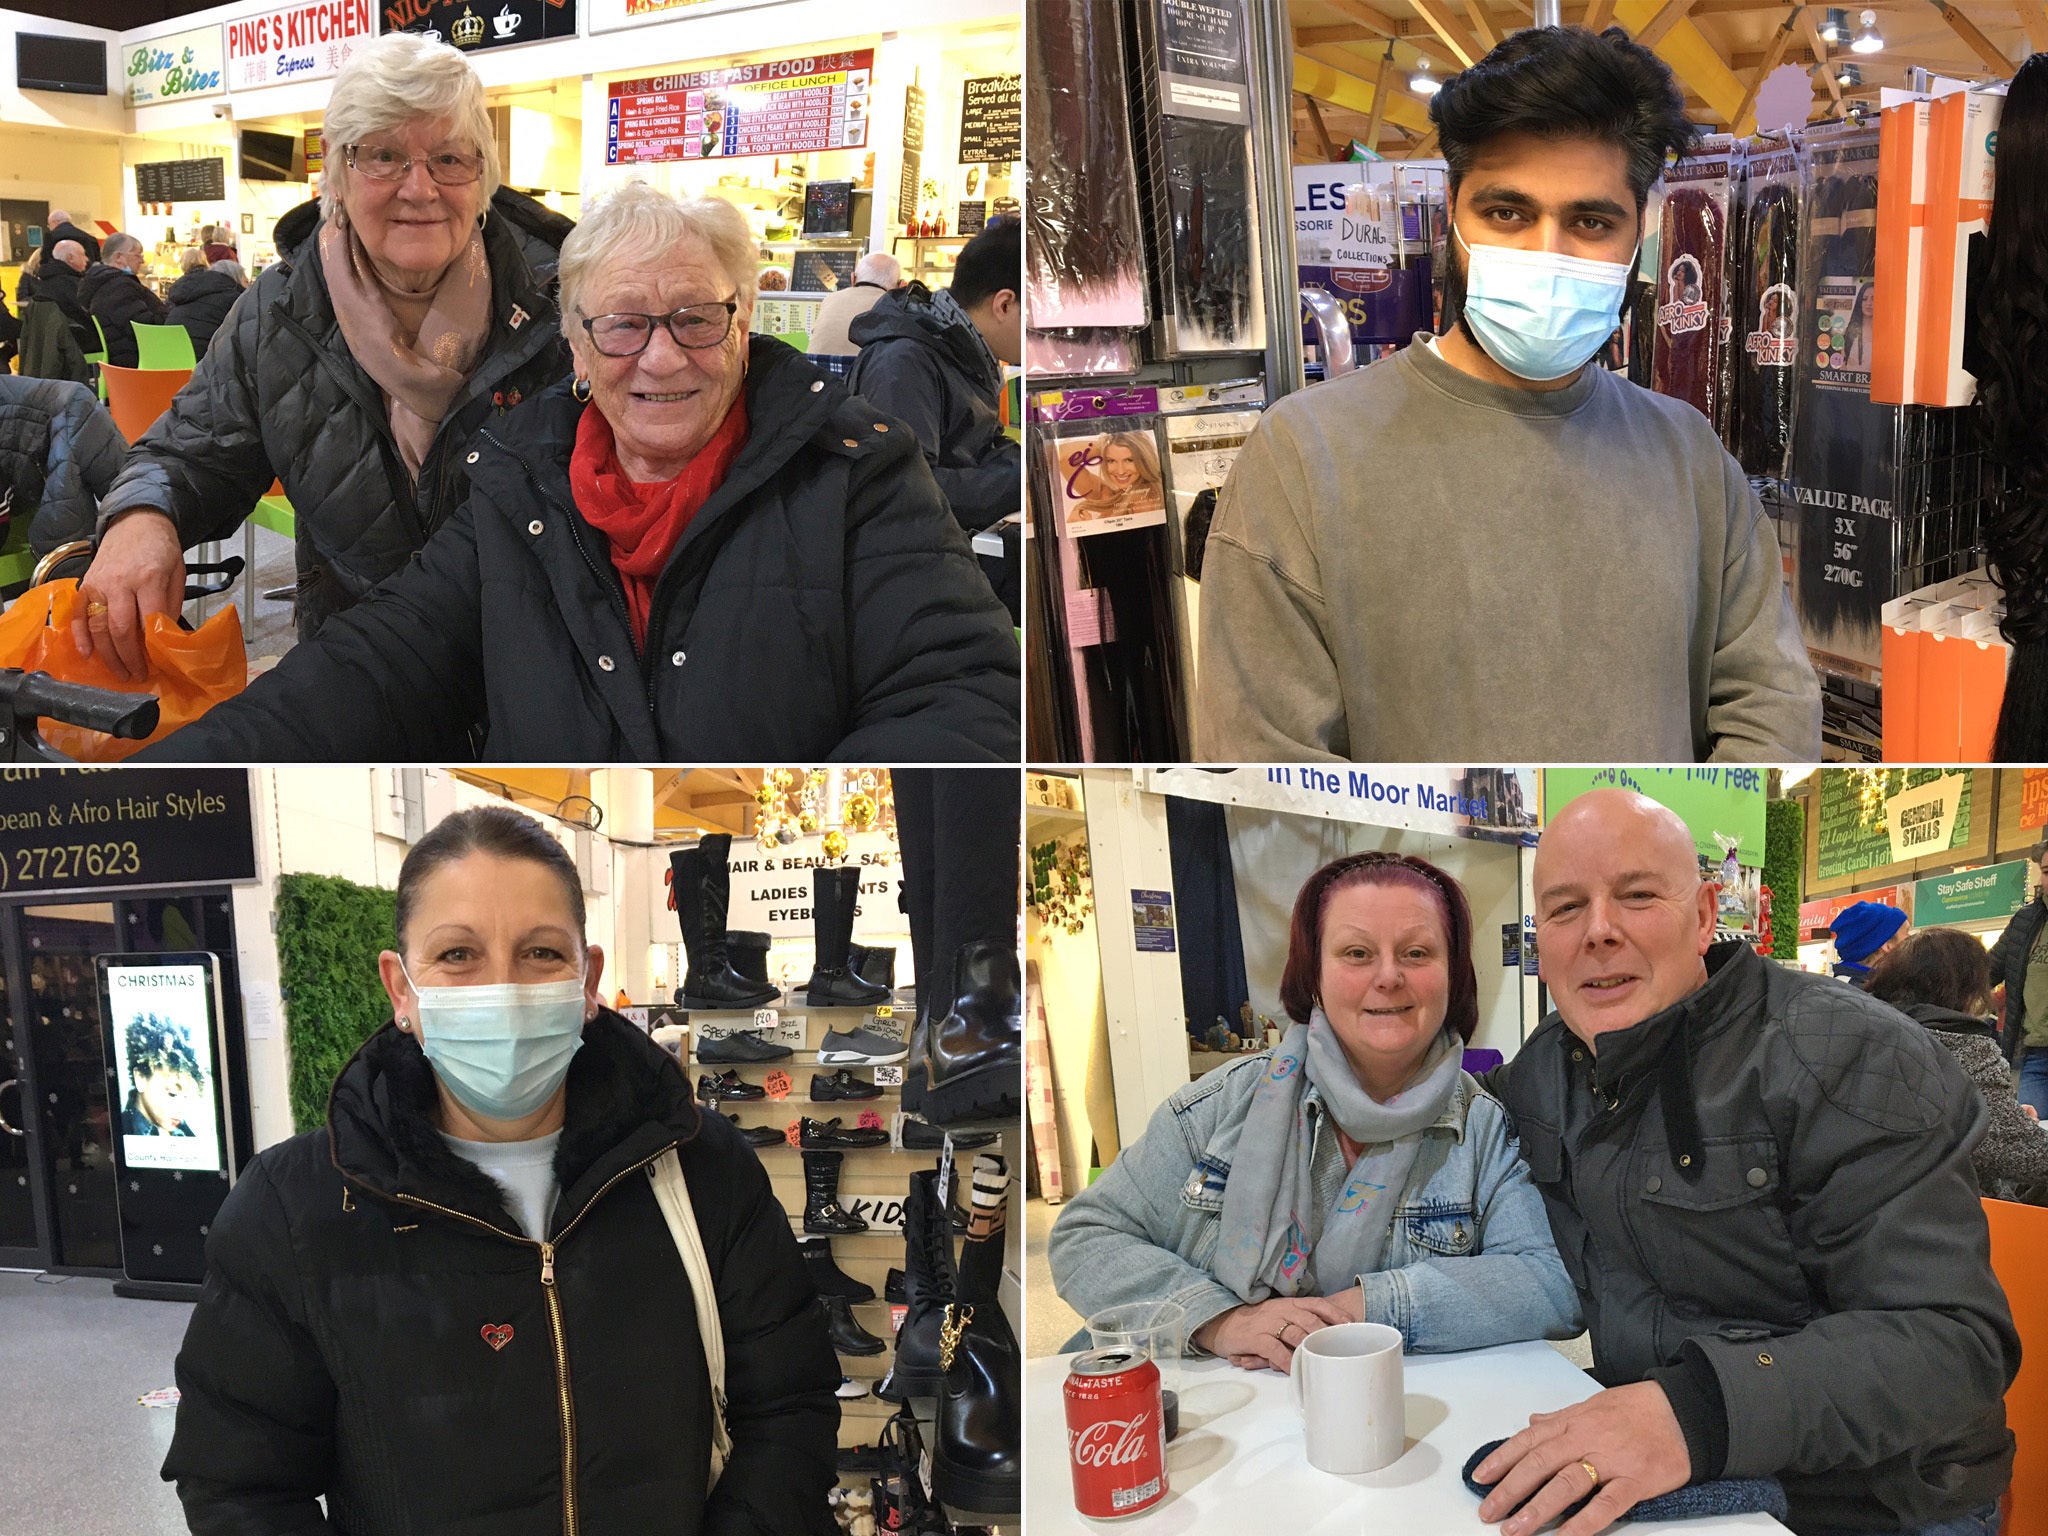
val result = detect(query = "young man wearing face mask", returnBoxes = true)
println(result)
[1194,26,1820,763]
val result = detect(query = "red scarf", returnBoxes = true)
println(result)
[568,394,750,647]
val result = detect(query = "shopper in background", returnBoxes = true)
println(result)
[1825,898,1908,986]
[1196,26,1819,763]
[163,804,839,1534]
[163,246,242,357]
[76,31,569,679]
[1987,843,2048,1116]
[44,209,100,266]
[1049,851,1579,1370]
[0,282,18,372]
[201,223,237,265]
[13,244,44,304]
[80,233,168,369]
[0,374,124,552]
[808,249,902,355]
[136,182,1018,761]
[33,240,97,354]
[1475,789,2015,1536]
[1867,927,2048,1203]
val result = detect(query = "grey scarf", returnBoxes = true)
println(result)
[931,285,1002,389]
[1213,1013,1462,1303]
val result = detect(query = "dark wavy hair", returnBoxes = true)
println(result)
[1277,852,1479,1040]
[1979,55,2048,646]
[1428,25,1701,210]
[1865,926,1994,1018]
[126,1013,203,1084]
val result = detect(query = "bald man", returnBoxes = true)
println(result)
[46,210,100,265]
[35,240,98,353]
[1474,789,2016,1536]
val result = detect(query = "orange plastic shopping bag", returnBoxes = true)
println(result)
[0,579,246,761]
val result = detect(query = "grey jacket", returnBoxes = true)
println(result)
[1484,943,2018,1532]
[0,375,125,553]
[1906,1003,2048,1204]
[1047,1056,1581,1354]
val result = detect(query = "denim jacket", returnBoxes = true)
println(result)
[1048,1054,1582,1354]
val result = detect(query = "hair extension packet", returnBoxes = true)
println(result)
[1651,136,1737,427]
[1735,138,1805,480]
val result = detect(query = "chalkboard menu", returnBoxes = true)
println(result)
[958,74,1020,164]
[135,157,225,204]
[1816,768,1972,882]
[791,248,860,292]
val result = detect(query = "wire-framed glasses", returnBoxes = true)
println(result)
[581,301,739,356]
[345,144,487,185]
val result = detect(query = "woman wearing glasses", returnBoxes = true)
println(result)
[137,181,1019,760]
[77,32,569,680]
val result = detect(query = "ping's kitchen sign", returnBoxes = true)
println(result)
[123,25,225,107]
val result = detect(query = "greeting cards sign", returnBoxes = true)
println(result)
[228,0,373,90]
[123,25,225,108]
[606,49,872,166]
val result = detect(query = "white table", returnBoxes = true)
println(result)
[1027,1342,1795,1536]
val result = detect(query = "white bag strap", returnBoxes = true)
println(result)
[649,1146,733,1487]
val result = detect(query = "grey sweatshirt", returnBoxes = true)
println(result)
[1194,339,1822,761]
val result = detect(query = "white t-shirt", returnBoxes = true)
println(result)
[442,1128,563,1241]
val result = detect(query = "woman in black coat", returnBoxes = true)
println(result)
[164,804,840,1534]
[136,182,1018,762]
[163,250,242,356]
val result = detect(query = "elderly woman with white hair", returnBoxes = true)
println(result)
[75,31,570,677]
[136,181,1019,760]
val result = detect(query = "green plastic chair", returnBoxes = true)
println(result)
[87,316,108,400]
[770,330,810,353]
[133,321,197,370]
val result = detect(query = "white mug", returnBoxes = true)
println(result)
[1289,1321,1405,1475]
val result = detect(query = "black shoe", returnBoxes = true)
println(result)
[885,1267,907,1304]
[923,939,1021,1126]
[696,1029,792,1064]
[852,943,897,993]
[800,1236,877,1302]
[803,867,892,1007]
[823,1292,887,1355]
[801,1116,890,1150]
[900,1117,997,1150]
[726,1114,786,1149]
[812,1068,884,1102]
[802,1149,869,1234]
[698,1069,766,1102]
[672,837,780,1010]
[932,1300,1021,1515]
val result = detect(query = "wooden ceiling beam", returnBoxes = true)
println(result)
[1611,0,1750,121]
[1409,0,1483,66]
[1302,91,1340,159]
[1633,0,1702,48]
[1929,0,2015,74]
[1732,6,1805,132]
[1802,6,1847,105]
[1584,0,1619,33]
[1328,0,1409,36]
[1296,22,1382,45]
[1293,51,1441,134]
[1463,0,1503,51]
[1366,42,1397,150]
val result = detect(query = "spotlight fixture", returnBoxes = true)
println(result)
[1850,8,1884,52]
[1818,6,1848,43]
[1836,59,1862,87]
[1410,57,1441,96]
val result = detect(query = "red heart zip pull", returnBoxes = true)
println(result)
[481,1323,514,1351]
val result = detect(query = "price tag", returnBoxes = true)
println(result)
[773,1012,808,1050]
[782,1119,803,1150]
[873,1064,904,1088]
[918,1444,935,1500]
[753,1008,778,1031]
[874,1004,894,1020]
[856,1109,885,1132]
[764,1069,793,1102]
[890,1302,908,1335]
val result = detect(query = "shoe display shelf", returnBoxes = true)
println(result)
[691,999,915,1067]
[690,1001,999,1488]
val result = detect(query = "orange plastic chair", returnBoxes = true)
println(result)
[102,362,191,444]
[1985,1196,2048,1536]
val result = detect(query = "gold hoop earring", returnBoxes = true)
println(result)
[571,377,592,403]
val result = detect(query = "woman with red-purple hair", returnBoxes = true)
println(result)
[1049,851,1579,1372]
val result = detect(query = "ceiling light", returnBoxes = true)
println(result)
[1836,59,1862,87]
[1818,6,1848,43]
[1850,9,1884,51]
[1410,58,1441,96]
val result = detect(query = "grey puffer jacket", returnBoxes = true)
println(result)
[1485,943,2018,1534]
[95,193,569,640]
[1903,1003,2048,1205]
[0,375,125,553]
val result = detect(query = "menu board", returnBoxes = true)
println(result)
[897,83,926,227]
[791,248,859,292]
[135,157,228,204]
[957,74,1020,164]
[227,0,372,89]
[384,0,580,53]
[605,48,872,165]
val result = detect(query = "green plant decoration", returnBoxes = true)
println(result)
[275,871,399,1134]
[1763,797,1805,961]
[1029,837,1094,935]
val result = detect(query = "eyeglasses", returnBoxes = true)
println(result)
[580,301,739,356]
[345,144,487,185]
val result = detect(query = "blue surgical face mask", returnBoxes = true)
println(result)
[401,961,589,1122]
[1454,223,1638,383]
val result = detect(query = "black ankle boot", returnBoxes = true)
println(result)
[880,1168,955,1399]
[821,1292,886,1355]
[855,943,897,993]
[923,938,1021,1126]
[932,1298,1021,1515]
[799,1236,875,1302]
[803,866,891,1008]
[802,1149,868,1235]
[674,837,779,1010]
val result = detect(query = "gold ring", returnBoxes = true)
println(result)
[84,598,109,617]
[1582,1461,1600,1489]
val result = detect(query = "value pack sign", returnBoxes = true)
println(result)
[1914,859,2029,927]
[123,25,225,108]
[228,0,373,90]
[0,770,256,897]
[382,0,579,50]
[606,49,872,165]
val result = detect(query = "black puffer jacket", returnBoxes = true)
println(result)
[30,260,95,352]
[79,262,167,368]
[163,1011,839,1536]
[847,284,1018,531]
[0,375,124,552]
[96,196,569,640]
[1987,895,2047,1065]
[139,338,1020,762]
[1485,943,2019,1533]
[163,266,243,357]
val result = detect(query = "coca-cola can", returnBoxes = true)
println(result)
[1064,1348,1168,1520]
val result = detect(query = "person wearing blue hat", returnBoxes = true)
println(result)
[1828,900,1910,985]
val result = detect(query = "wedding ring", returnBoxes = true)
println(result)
[1581,1461,1600,1489]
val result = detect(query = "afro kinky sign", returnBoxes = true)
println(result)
[0,770,255,897]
